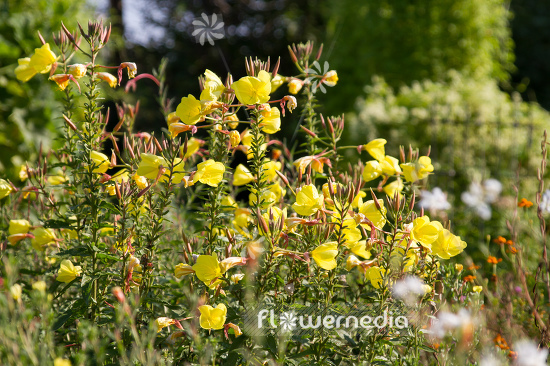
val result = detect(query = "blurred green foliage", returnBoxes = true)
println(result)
[0,0,93,179]
[325,0,514,113]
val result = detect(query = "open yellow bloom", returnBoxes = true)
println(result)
[348,240,371,259]
[383,179,404,198]
[192,255,223,287]
[233,164,254,186]
[201,69,225,101]
[154,317,176,332]
[10,284,22,301]
[259,105,281,134]
[292,184,324,216]
[176,94,204,125]
[90,151,110,173]
[192,159,225,187]
[16,44,57,82]
[363,139,387,162]
[311,241,338,270]
[365,266,387,289]
[472,286,483,293]
[136,154,184,184]
[231,70,271,105]
[359,199,387,229]
[352,191,367,208]
[15,58,35,82]
[431,229,467,259]
[342,218,362,244]
[409,216,443,250]
[363,160,382,182]
[0,179,13,199]
[181,137,203,158]
[400,156,434,182]
[262,160,281,181]
[9,219,31,235]
[96,72,118,88]
[380,156,402,175]
[31,227,56,251]
[199,303,227,330]
[56,259,82,283]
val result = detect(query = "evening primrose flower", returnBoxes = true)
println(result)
[359,199,387,229]
[154,317,176,332]
[174,263,195,278]
[292,184,324,216]
[132,173,148,189]
[192,255,223,287]
[56,259,82,283]
[136,154,185,183]
[68,64,87,79]
[323,70,338,87]
[120,62,137,79]
[233,164,254,186]
[400,156,434,183]
[181,137,203,158]
[262,160,282,181]
[363,160,382,182]
[32,281,47,293]
[311,241,338,270]
[15,43,57,82]
[380,156,402,175]
[472,286,482,293]
[231,70,271,105]
[176,94,204,125]
[365,266,387,289]
[31,227,56,251]
[341,218,362,244]
[9,219,31,235]
[90,151,110,173]
[383,179,404,198]
[49,74,72,91]
[229,130,241,147]
[347,240,371,259]
[10,284,22,301]
[363,139,387,162]
[0,179,13,199]
[409,216,443,250]
[259,105,281,134]
[53,359,72,366]
[199,303,227,330]
[96,72,118,88]
[271,74,284,92]
[288,79,303,94]
[201,69,225,101]
[352,191,367,208]
[192,159,225,187]
[431,229,467,259]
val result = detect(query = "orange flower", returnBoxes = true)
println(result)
[506,239,514,246]
[494,334,509,350]
[467,264,480,270]
[493,236,506,245]
[518,198,533,208]
[508,246,518,254]
[463,275,476,282]
[487,256,502,264]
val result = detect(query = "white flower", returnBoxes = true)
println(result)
[514,339,548,366]
[483,179,502,203]
[426,309,472,339]
[479,354,502,366]
[461,179,502,220]
[540,189,550,214]
[418,187,451,211]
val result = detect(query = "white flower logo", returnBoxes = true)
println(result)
[279,311,297,331]
[305,61,332,94]
[192,13,225,46]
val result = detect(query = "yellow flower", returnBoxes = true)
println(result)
[31,227,56,251]
[154,317,176,332]
[231,70,271,105]
[132,174,148,189]
[363,139,387,162]
[342,218,362,244]
[383,179,404,198]
[409,216,443,250]
[192,255,223,287]
[380,156,402,175]
[249,188,277,208]
[229,130,241,147]
[16,44,57,82]
[400,156,434,183]
[49,74,72,91]
[233,208,253,235]
[166,111,180,125]
[262,160,282,182]
[359,199,387,229]
[347,240,371,259]
[365,266,387,289]
[230,273,245,284]
[15,58,35,82]
[352,191,367,208]
[260,206,287,234]
[311,242,338,270]
[323,70,338,87]
[219,257,246,272]
[363,160,382,182]
[10,284,22,301]
[221,195,238,210]
[199,303,227,330]
[202,69,225,101]
[271,74,284,92]
[0,179,13,199]
[136,154,185,183]
[292,184,324,216]
[455,264,463,272]
[233,164,254,186]
[19,165,28,181]
[96,72,118,88]
[68,64,87,79]
[54,358,72,366]
[32,281,47,293]
[288,79,303,94]
[47,173,68,186]
[174,263,195,278]
[192,159,225,187]
[431,229,467,259]
[120,62,137,79]
[56,259,82,283]
[175,94,204,125]
[181,137,203,158]
[225,114,240,129]
[472,286,483,293]
[90,151,110,174]
[346,255,362,271]
[9,219,31,235]
[259,105,281,134]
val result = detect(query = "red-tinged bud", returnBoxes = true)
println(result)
[303,251,311,263]
[275,170,290,186]
[110,136,120,155]
[400,146,406,163]
[272,57,280,78]
[300,125,317,138]
[288,46,298,64]
[370,188,381,210]
[114,181,122,200]
[61,22,75,43]
[316,43,323,60]
[257,209,269,234]
[62,114,77,131]
[183,250,189,264]
[110,150,117,167]
[99,174,112,183]
[153,137,163,152]
[320,114,326,128]
[328,118,334,136]
[112,286,125,303]
[409,191,416,211]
